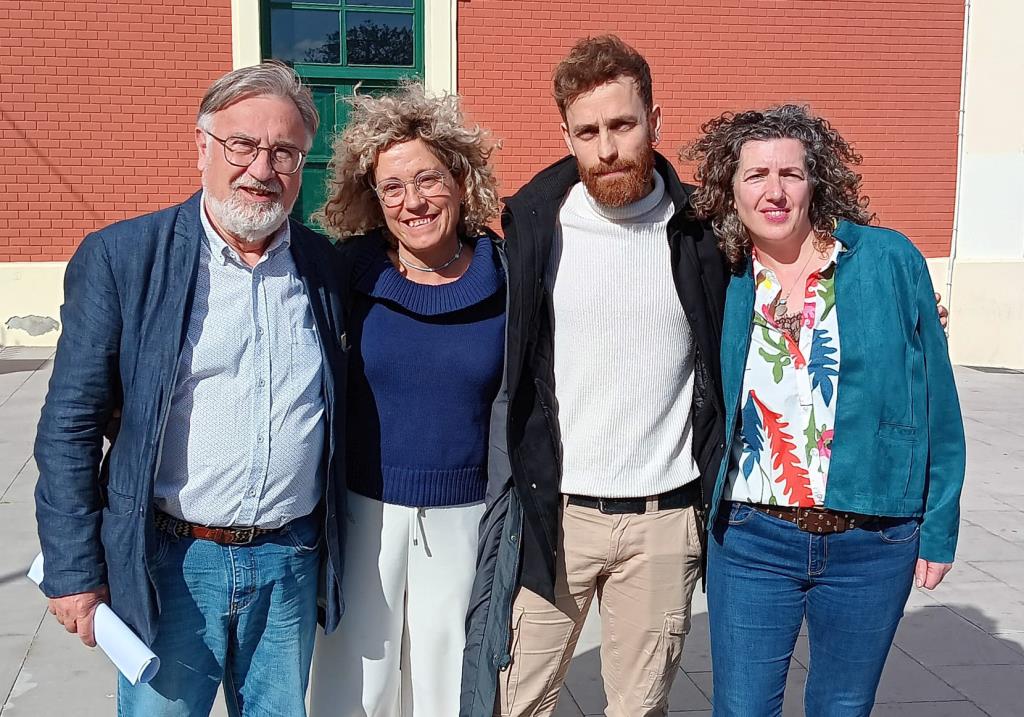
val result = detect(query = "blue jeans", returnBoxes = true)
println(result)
[707,503,919,717]
[117,513,321,717]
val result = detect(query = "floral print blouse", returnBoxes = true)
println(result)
[724,241,844,508]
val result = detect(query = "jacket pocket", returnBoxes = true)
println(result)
[533,378,562,466]
[105,487,136,515]
[875,424,916,497]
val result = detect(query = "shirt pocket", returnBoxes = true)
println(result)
[291,326,321,371]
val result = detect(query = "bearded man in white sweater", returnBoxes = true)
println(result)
[459,35,730,717]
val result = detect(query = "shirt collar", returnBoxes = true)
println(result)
[752,238,845,286]
[199,192,291,267]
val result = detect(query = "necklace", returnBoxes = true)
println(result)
[772,247,820,320]
[396,240,463,273]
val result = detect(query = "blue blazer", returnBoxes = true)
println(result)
[710,221,966,563]
[34,192,349,644]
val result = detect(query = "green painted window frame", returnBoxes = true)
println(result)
[259,0,425,79]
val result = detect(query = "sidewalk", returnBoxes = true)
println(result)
[1,346,1021,715]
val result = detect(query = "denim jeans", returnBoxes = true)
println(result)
[117,513,321,717]
[707,502,919,717]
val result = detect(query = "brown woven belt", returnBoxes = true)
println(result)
[154,509,280,545]
[751,504,881,534]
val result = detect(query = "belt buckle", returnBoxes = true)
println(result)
[597,498,645,515]
[794,509,810,532]
[231,526,256,545]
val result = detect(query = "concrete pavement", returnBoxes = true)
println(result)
[1,346,1021,715]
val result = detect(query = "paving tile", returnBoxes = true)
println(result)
[932,665,1024,717]
[874,646,965,703]
[894,606,1024,666]
[970,560,1024,591]
[552,686,584,717]
[684,664,807,715]
[1,617,116,715]
[0,580,47,641]
[666,669,711,712]
[992,633,1024,657]
[870,702,988,716]
[0,348,55,362]
[681,613,712,673]
[948,524,1024,562]
[932,584,1024,633]
[0,634,33,712]
[564,647,604,715]
[962,510,1024,545]
[935,560,1008,585]
[688,670,712,703]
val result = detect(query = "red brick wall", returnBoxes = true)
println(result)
[458,0,964,257]
[0,0,232,261]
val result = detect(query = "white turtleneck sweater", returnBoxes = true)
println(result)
[548,170,698,498]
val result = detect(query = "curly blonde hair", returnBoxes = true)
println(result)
[315,82,500,240]
[683,104,874,270]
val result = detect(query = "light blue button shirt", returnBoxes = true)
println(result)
[153,197,325,528]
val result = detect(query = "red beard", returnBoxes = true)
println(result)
[578,147,655,207]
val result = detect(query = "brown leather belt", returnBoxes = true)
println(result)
[750,504,882,534]
[567,480,701,515]
[154,509,280,545]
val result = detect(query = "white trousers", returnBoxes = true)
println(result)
[309,492,486,717]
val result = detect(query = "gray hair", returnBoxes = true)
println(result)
[196,61,319,144]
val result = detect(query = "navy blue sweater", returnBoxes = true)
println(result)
[346,232,506,507]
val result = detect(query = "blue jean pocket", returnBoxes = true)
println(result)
[878,517,921,544]
[727,503,757,526]
[284,516,322,554]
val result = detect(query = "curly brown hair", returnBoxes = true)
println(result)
[683,104,874,269]
[552,35,653,119]
[314,82,499,240]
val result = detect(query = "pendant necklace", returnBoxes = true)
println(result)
[772,248,819,320]
[396,240,463,273]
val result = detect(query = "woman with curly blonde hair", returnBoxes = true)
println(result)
[309,83,503,717]
[685,105,965,716]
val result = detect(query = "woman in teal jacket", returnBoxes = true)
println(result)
[685,105,966,717]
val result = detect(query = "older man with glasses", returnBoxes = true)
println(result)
[33,62,348,716]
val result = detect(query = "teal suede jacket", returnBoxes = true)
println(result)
[710,220,966,563]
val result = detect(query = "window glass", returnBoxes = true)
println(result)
[345,12,414,66]
[270,9,341,65]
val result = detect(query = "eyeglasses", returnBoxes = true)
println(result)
[372,169,449,208]
[204,131,306,175]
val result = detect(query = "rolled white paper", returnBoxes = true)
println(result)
[27,552,160,684]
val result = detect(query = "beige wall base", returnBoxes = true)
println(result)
[927,257,1024,370]
[0,263,66,347]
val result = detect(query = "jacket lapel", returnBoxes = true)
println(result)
[171,192,205,353]
[721,260,755,426]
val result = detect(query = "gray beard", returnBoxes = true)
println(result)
[204,185,289,242]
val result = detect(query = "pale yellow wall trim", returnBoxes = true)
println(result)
[927,257,1024,370]
[424,0,457,94]
[0,263,66,348]
[232,0,263,70]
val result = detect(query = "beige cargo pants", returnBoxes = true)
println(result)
[495,497,703,717]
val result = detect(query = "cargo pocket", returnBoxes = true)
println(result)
[499,606,525,716]
[641,610,687,709]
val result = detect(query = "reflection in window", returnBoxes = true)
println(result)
[346,12,414,66]
[350,0,413,6]
[270,9,341,65]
